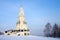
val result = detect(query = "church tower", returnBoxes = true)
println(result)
[16,6,30,36]
[16,6,28,30]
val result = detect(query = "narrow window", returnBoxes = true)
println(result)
[24,33,26,35]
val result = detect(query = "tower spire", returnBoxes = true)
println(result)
[19,5,24,16]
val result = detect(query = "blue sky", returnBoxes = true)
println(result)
[0,0,60,36]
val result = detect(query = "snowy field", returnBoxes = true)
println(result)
[0,35,60,40]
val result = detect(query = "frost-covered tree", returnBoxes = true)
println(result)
[44,22,52,37]
[52,23,59,37]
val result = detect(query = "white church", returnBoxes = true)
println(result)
[4,6,30,36]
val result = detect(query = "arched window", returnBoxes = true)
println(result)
[24,30,27,31]
[24,33,26,35]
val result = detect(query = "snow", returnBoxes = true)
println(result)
[0,35,60,40]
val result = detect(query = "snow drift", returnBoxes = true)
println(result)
[0,35,60,40]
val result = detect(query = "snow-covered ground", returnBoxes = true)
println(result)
[0,35,60,40]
